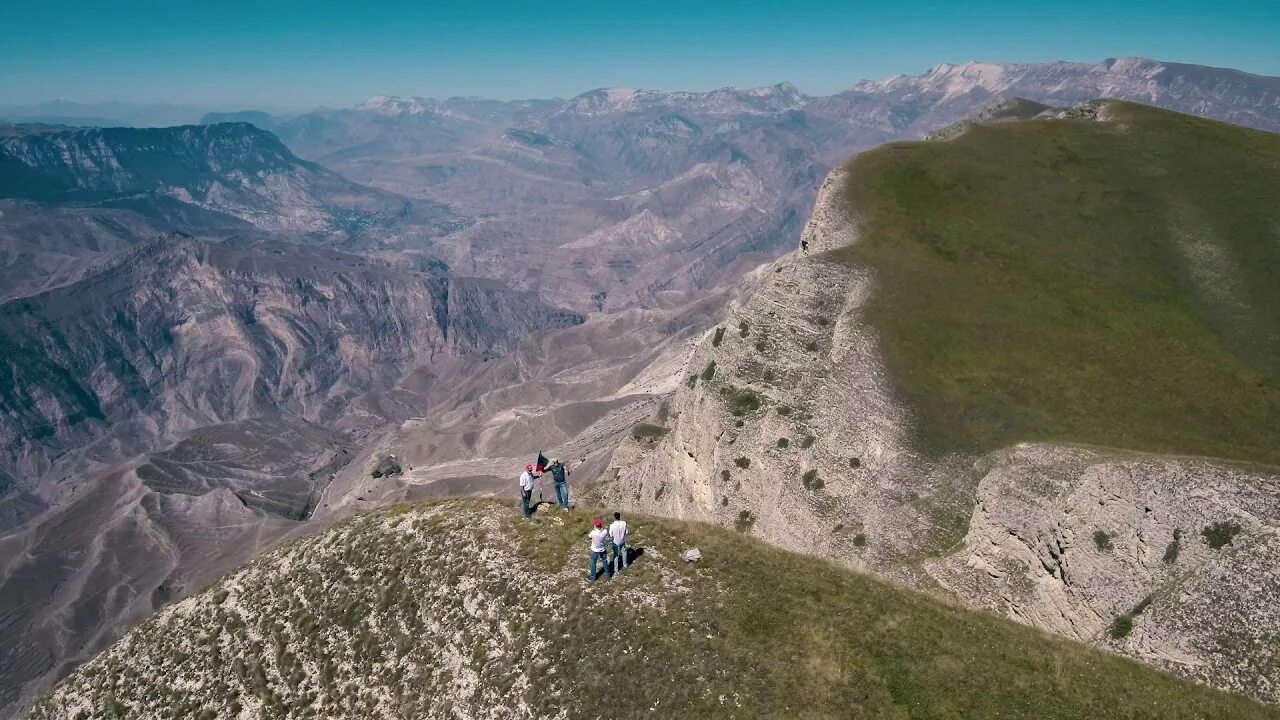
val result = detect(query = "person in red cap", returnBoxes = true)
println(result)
[518,464,540,518]
[588,517,611,581]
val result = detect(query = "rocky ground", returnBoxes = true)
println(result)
[26,500,1278,719]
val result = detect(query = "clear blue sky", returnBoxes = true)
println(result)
[2,0,1277,109]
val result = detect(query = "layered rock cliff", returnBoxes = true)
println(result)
[0,236,583,489]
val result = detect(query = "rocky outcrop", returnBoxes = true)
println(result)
[604,167,969,566]
[607,161,1280,702]
[927,444,1280,701]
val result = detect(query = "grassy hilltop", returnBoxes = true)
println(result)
[838,101,1280,464]
[30,500,1278,719]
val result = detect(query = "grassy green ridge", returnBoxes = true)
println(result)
[516,504,1276,719]
[836,101,1280,463]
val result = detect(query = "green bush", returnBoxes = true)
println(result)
[776,405,792,416]
[777,438,790,449]
[735,510,756,533]
[853,533,867,547]
[800,435,816,449]
[632,423,670,442]
[1109,596,1154,640]
[728,388,763,416]
[720,470,731,482]
[738,321,751,338]
[734,457,751,469]
[850,457,862,468]
[712,327,726,347]
[701,360,718,382]
[802,470,823,490]
[1093,531,1114,552]
[1202,521,1242,549]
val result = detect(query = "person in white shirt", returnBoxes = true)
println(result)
[608,511,629,573]
[588,517,611,581]
[518,464,539,518]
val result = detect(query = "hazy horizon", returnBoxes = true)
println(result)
[3,0,1278,110]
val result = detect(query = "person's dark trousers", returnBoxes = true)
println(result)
[521,489,532,518]
[589,550,610,580]
[611,541,627,573]
[555,481,569,509]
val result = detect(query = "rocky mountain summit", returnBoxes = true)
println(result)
[25,500,1278,719]
[607,100,1280,702]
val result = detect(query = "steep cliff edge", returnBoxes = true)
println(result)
[608,100,1280,701]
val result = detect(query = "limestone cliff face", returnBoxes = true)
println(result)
[607,167,1280,702]
[604,168,962,567]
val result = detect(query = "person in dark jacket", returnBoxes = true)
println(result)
[548,458,571,511]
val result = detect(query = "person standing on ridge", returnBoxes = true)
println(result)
[588,517,611,581]
[548,458,571,511]
[609,511,629,573]
[519,464,539,519]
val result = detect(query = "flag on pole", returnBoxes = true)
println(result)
[535,451,549,472]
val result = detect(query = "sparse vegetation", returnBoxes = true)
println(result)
[1110,596,1155,640]
[1202,521,1243,550]
[712,327,726,347]
[836,102,1280,464]
[632,423,670,442]
[701,360,718,383]
[799,435,816,449]
[1093,531,1115,552]
[720,470,730,482]
[850,457,861,468]
[29,499,1277,720]
[738,320,750,338]
[776,405,792,416]
[802,469,823,490]
[726,387,763,416]
[734,457,751,469]
[1163,529,1183,564]
[777,438,789,449]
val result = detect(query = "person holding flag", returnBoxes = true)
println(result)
[547,458,571,511]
